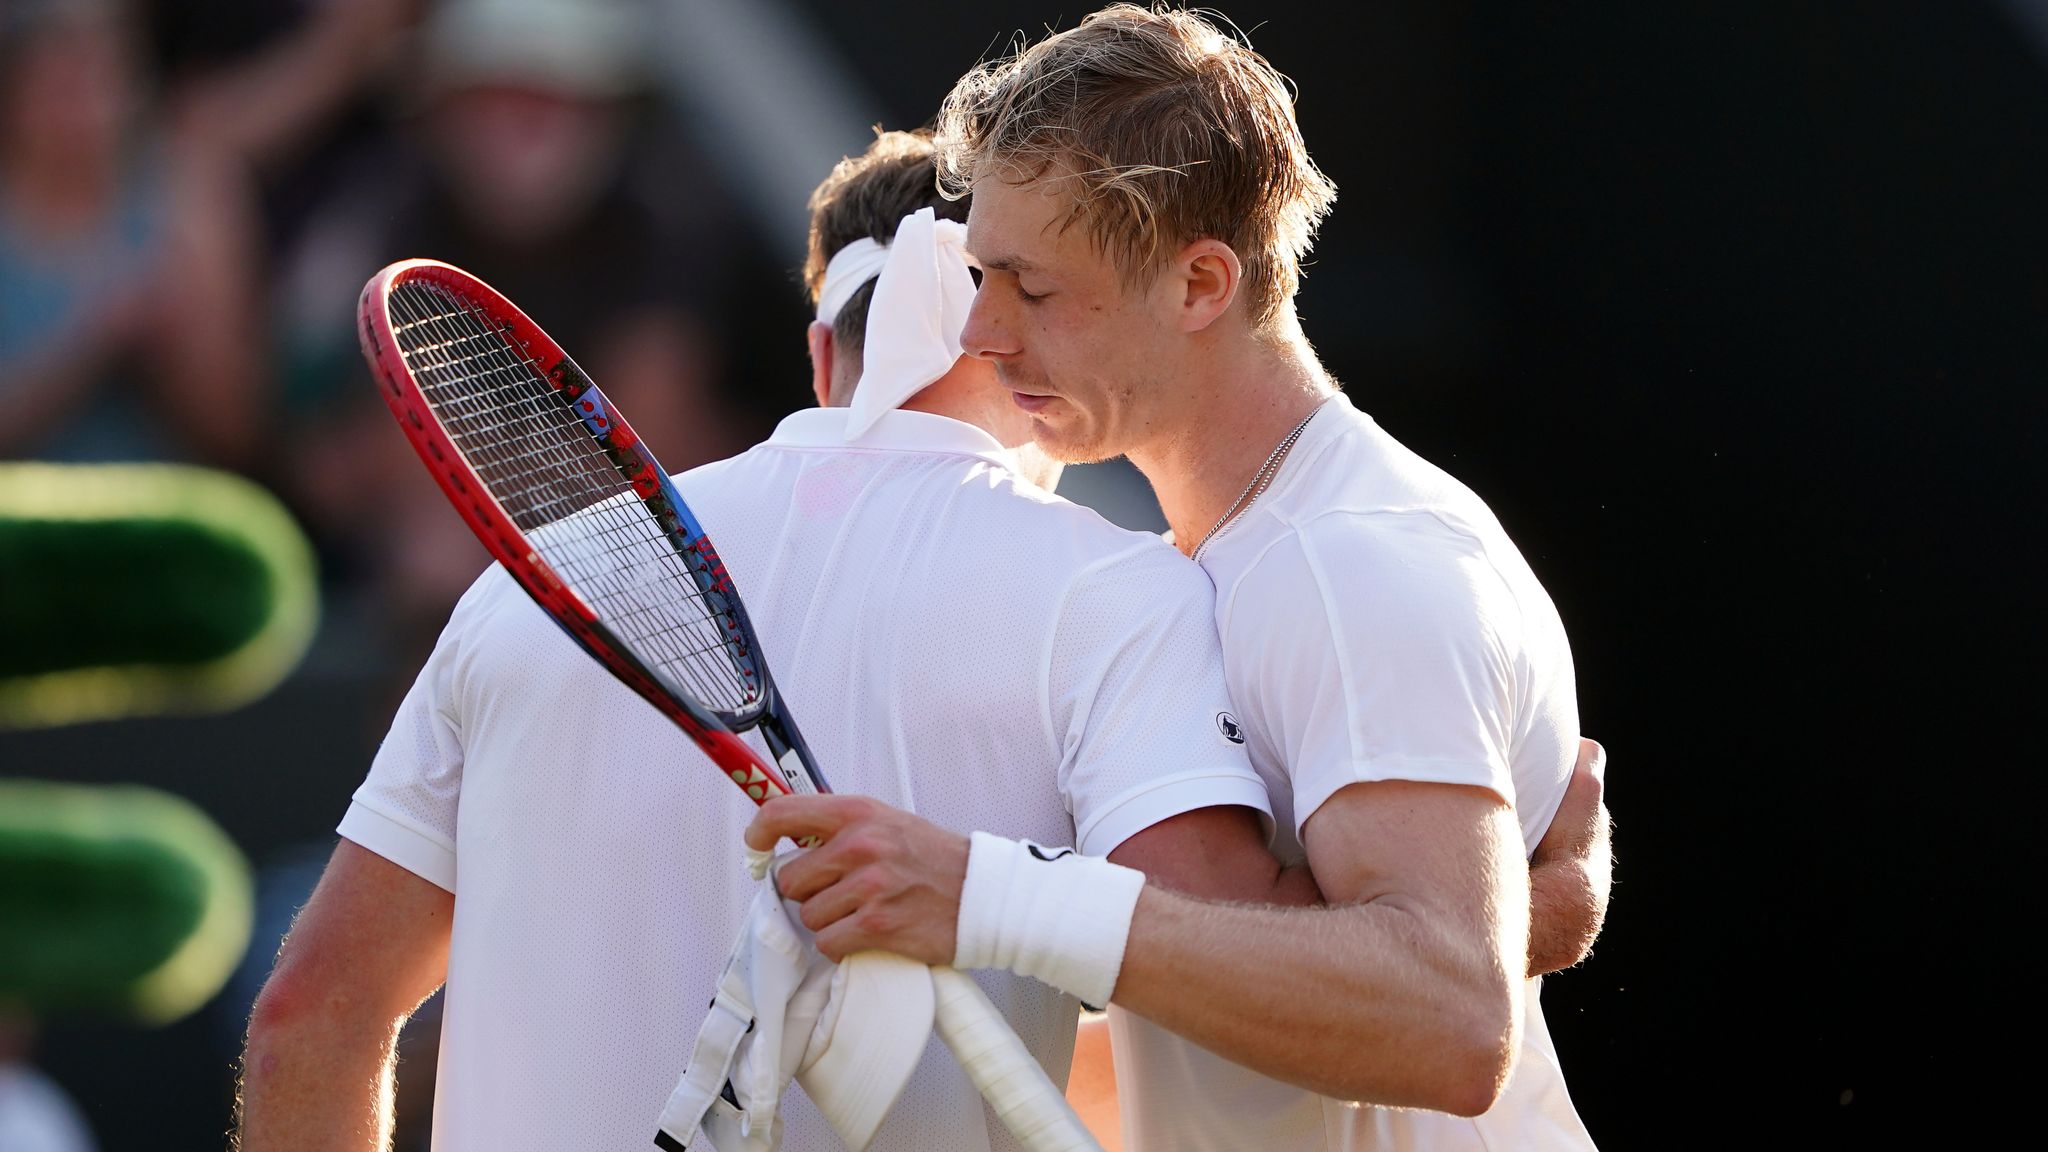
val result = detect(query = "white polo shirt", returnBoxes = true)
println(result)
[338,406,1268,1152]
[1110,392,1596,1150]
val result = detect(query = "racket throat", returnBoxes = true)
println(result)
[775,747,816,795]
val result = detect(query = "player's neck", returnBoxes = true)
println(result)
[901,370,1066,490]
[900,366,1017,443]
[1129,321,1334,559]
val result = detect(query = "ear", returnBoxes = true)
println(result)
[807,321,833,408]
[1171,238,1242,332]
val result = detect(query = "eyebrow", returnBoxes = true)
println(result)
[975,253,1043,274]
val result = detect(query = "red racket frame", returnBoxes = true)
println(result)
[357,259,799,805]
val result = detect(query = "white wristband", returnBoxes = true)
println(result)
[953,831,1147,1009]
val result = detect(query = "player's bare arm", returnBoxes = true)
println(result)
[755,735,1610,977]
[1529,738,1613,974]
[1117,780,1528,1113]
[1117,739,1613,972]
[1103,803,1320,906]
[756,801,1314,965]
[752,780,1529,1114]
[235,840,451,1151]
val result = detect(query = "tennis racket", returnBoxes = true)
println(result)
[358,259,1100,1152]
[358,258,823,810]
[932,967,1101,1151]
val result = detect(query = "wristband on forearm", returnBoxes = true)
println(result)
[953,831,1147,1009]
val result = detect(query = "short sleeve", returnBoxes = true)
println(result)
[1047,543,1272,857]
[1229,513,1518,838]
[336,568,505,892]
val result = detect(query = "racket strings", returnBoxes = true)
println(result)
[386,282,758,714]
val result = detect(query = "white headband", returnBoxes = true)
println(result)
[815,238,892,326]
[830,208,979,442]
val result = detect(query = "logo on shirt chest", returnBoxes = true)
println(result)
[1215,711,1246,745]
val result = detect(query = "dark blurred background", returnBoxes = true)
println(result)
[3,0,2042,1147]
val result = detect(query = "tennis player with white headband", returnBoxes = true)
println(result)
[658,194,1147,1152]
[821,206,981,442]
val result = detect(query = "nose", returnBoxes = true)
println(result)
[960,287,1018,363]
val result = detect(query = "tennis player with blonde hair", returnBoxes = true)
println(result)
[749,6,1607,1148]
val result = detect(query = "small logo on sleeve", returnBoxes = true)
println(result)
[1216,712,1246,745]
[1026,842,1075,863]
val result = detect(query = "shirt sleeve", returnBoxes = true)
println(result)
[1047,542,1273,858]
[335,568,504,892]
[1229,512,1519,839]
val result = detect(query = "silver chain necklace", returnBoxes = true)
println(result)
[1189,398,1329,562]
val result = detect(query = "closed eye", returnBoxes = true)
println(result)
[979,263,1049,303]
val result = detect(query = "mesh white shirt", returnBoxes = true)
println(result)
[1110,392,1597,1151]
[338,406,1268,1152]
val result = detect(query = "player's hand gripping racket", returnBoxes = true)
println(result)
[358,259,1099,1152]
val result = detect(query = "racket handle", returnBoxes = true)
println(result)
[930,966,1103,1152]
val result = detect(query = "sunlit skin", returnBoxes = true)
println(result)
[901,354,1067,492]
[807,319,1065,492]
[960,176,1186,466]
[959,172,1335,552]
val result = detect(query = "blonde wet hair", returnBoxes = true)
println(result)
[935,3,1337,328]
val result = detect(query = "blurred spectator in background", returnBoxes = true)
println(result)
[271,0,754,662]
[0,0,264,469]
[162,0,419,182]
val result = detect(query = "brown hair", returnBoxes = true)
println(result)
[803,129,969,356]
[934,3,1336,328]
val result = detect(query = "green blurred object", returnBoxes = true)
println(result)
[0,463,319,728]
[0,779,255,1025]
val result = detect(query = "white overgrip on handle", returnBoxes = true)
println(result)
[930,966,1103,1152]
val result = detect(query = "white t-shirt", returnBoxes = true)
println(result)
[338,406,1269,1152]
[1110,392,1596,1151]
